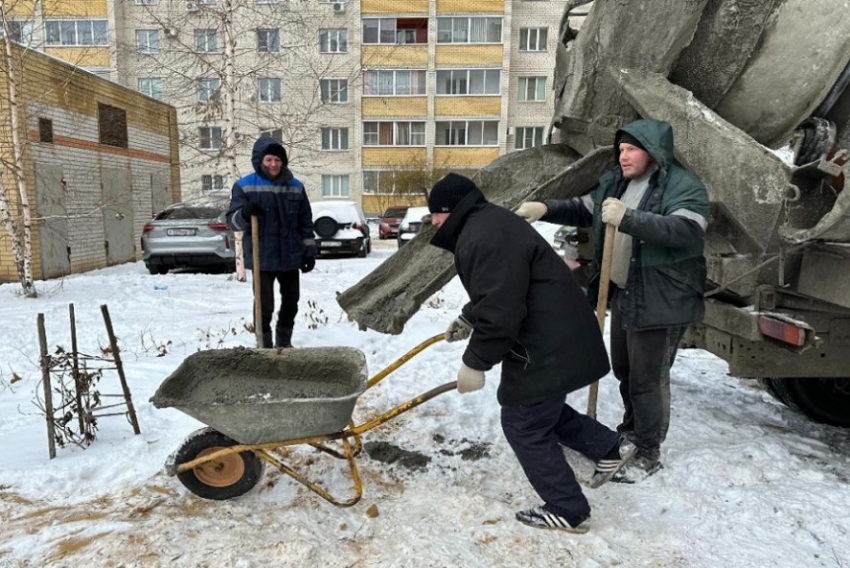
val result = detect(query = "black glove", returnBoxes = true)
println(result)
[240,202,263,223]
[300,255,316,274]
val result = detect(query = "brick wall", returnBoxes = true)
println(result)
[0,40,180,284]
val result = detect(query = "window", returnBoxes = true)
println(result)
[519,27,548,51]
[435,121,499,146]
[436,17,502,44]
[322,175,350,197]
[199,126,223,150]
[436,69,500,95]
[363,70,426,96]
[320,79,348,103]
[45,20,108,46]
[39,118,54,144]
[136,29,160,53]
[258,78,281,102]
[195,29,218,52]
[362,18,427,45]
[202,175,226,192]
[516,127,544,150]
[0,20,34,44]
[319,29,347,53]
[98,104,128,148]
[321,128,349,150]
[518,77,546,102]
[363,122,425,146]
[257,29,280,53]
[197,78,221,103]
[362,170,393,194]
[260,128,283,141]
[138,77,163,100]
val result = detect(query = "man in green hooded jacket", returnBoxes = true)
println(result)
[516,119,709,480]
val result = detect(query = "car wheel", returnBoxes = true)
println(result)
[366,239,372,254]
[357,239,367,258]
[314,216,339,238]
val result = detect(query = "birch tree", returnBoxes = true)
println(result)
[0,8,36,297]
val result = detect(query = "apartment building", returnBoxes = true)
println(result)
[2,0,567,214]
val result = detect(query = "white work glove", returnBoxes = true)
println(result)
[515,202,548,223]
[444,317,472,343]
[601,198,628,227]
[457,364,486,394]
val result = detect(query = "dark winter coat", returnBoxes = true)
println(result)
[226,137,316,271]
[431,188,611,407]
[543,119,709,330]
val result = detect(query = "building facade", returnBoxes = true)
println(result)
[0,38,180,283]
[2,0,566,215]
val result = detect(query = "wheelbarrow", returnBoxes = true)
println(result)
[150,334,454,504]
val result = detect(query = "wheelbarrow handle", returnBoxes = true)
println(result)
[349,381,457,436]
[367,333,445,389]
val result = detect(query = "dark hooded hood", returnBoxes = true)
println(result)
[614,119,675,174]
[251,136,293,182]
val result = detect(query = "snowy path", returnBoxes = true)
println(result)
[1,242,848,567]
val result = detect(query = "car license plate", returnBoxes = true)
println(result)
[167,228,197,237]
[319,241,342,247]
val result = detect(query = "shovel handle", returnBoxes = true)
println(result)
[587,223,616,419]
[252,216,263,348]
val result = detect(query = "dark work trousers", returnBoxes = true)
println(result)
[501,397,621,519]
[610,285,685,460]
[255,269,300,335]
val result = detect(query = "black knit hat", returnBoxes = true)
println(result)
[263,143,288,167]
[428,173,477,213]
[617,131,647,152]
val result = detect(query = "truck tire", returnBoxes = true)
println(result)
[174,427,264,500]
[760,378,850,427]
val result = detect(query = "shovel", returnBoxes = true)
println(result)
[586,223,615,419]
[252,216,263,348]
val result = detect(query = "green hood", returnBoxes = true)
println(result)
[614,119,675,173]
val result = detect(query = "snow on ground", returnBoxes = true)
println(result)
[1,235,849,568]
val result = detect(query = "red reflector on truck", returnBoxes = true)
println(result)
[758,316,806,347]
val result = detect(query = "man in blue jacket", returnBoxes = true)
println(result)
[517,119,709,481]
[227,136,316,348]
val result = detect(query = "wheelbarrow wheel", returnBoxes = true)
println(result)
[174,427,264,500]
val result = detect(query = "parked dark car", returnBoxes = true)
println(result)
[378,206,409,240]
[397,206,430,248]
[312,201,372,258]
[141,194,235,275]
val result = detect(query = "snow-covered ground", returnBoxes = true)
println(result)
[1,234,848,568]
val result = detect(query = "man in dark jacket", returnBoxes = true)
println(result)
[429,173,635,533]
[517,119,709,480]
[227,136,317,348]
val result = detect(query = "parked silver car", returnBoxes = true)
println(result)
[141,194,235,275]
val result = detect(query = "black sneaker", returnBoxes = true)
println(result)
[589,439,637,488]
[611,454,662,484]
[515,506,590,534]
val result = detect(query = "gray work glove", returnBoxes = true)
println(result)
[601,198,628,227]
[457,364,486,394]
[515,201,548,223]
[444,316,473,343]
